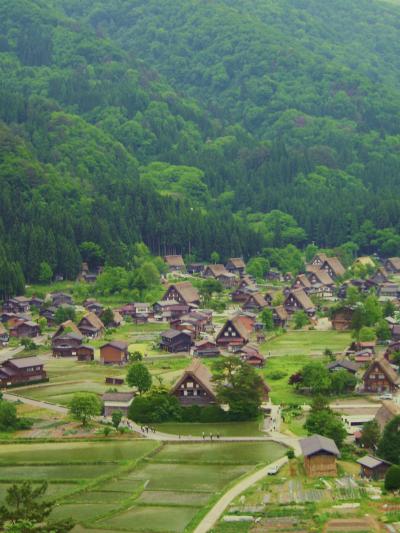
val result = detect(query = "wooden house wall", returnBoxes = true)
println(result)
[304,453,337,477]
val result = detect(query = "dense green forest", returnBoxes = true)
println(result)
[1,0,400,291]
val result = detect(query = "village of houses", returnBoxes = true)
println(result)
[1,253,400,532]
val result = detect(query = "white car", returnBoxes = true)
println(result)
[379,393,393,400]
[267,464,280,475]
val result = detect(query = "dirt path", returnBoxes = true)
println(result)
[0,346,24,362]
[193,456,289,533]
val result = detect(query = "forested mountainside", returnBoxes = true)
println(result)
[1,0,400,288]
[0,0,262,287]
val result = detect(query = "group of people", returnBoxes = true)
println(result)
[140,425,156,434]
[202,431,220,440]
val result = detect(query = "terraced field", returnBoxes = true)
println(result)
[0,440,287,532]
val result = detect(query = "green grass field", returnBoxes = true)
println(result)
[264,330,351,357]
[16,354,190,405]
[262,354,321,405]
[154,420,264,437]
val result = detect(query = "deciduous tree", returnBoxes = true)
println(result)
[126,363,152,395]
[69,393,101,426]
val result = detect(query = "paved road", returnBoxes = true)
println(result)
[194,456,289,533]
[3,393,68,414]
[126,420,301,448]
[4,392,300,449]
[330,402,381,409]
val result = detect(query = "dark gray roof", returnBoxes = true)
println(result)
[23,321,39,328]
[101,341,128,351]
[102,392,134,403]
[56,333,83,341]
[161,329,189,339]
[8,356,43,369]
[300,435,340,458]
[357,455,391,469]
[327,360,359,373]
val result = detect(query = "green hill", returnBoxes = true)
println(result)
[1,0,400,291]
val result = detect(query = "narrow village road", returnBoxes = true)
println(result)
[4,392,301,449]
[126,420,301,447]
[3,393,68,414]
[0,346,24,363]
[193,456,289,533]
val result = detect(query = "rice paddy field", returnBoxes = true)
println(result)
[0,440,287,532]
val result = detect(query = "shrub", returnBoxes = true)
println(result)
[180,405,202,422]
[385,465,400,491]
[103,426,112,437]
[267,370,287,380]
[199,405,228,423]
[128,389,182,423]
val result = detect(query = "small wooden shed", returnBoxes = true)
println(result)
[357,455,391,480]
[300,435,340,478]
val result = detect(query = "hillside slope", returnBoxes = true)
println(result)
[62,0,400,245]
[0,0,262,290]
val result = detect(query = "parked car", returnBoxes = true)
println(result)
[267,464,281,475]
[379,393,393,400]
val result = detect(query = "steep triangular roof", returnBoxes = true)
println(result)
[387,257,400,270]
[364,358,400,386]
[216,315,252,342]
[170,360,216,399]
[244,293,268,307]
[171,281,200,304]
[322,256,346,277]
[112,310,123,324]
[227,258,245,269]
[307,268,334,286]
[286,289,314,311]
[53,320,81,339]
[311,253,328,264]
[164,255,185,267]
[274,305,288,320]
[205,264,230,277]
[79,312,104,330]
[298,274,312,288]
